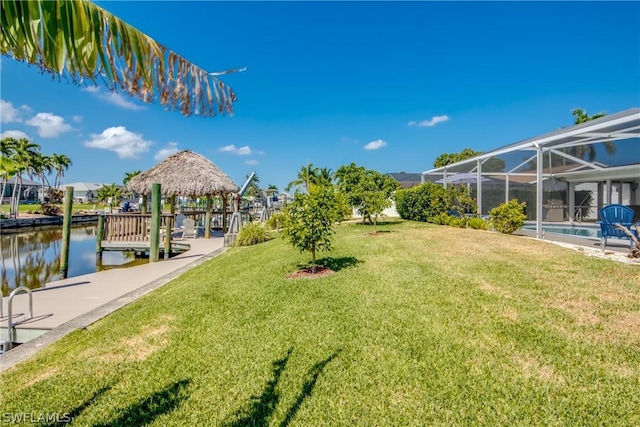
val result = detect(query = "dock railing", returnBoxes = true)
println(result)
[103,213,174,242]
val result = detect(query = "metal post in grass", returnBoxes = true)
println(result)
[60,186,74,278]
[95,214,105,261]
[149,183,161,263]
[205,196,212,239]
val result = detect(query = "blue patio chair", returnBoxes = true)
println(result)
[598,204,638,251]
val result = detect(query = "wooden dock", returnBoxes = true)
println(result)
[101,240,191,253]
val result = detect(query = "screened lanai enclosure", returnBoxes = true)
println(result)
[421,108,640,239]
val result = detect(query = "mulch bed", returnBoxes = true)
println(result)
[286,266,335,279]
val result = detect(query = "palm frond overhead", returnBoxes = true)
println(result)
[0,0,242,117]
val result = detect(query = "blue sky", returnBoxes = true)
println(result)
[1,1,638,191]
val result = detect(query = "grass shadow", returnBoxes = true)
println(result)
[351,219,403,227]
[92,379,190,427]
[279,350,341,427]
[41,384,112,427]
[224,348,293,427]
[302,257,362,272]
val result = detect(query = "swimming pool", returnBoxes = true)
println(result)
[522,224,601,239]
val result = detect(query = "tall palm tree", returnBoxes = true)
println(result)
[572,108,606,124]
[0,0,242,117]
[51,153,73,189]
[568,108,614,162]
[0,137,19,211]
[316,167,334,187]
[9,138,40,217]
[32,152,54,203]
[122,170,141,186]
[286,163,320,193]
[122,170,141,201]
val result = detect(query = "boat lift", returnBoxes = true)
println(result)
[225,172,270,245]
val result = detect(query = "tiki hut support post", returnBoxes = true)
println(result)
[164,196,173,260]
[222,194,228,232]
[150,184,161,263]
[141,195,148,214]
[205,197,212,239]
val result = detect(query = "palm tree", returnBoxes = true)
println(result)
[568,108,614,162]
[32,152,54,203]
[9,138,40,217]
[51,153,73,189]
[96,183,123,210]
[572,108,606,124]
[286,163,320,193]
[317,167,334,187]
[122,170,141,186]
[122,170,141,202]
[0,0,242,118]
[1,137,19,211]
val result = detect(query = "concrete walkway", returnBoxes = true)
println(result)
[1,235,226,371]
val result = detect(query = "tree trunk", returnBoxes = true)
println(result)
[614,223,640,258]
[0,177,7,211]
[311,246,316,273]
[11,176,22,218]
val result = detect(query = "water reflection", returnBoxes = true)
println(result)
[1,224,147,296]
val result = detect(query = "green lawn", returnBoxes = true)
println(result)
[2,220,639,426]
[0,202,109,216]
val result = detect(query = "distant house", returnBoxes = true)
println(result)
[386,172,425,189]
[2,176,45,203]
[61,182,105,202]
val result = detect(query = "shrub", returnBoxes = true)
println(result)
[468,217,489,230]
[395,182,449,222]
[266,212,288,231]
[396,182,477,224]
[40,203,62,216]
[429,212,451,225]
[48,189,64,204]
[489,199,526,234]
[234,222,271,246]
[447,216,467,228]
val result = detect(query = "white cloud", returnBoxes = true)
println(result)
[154,142,180,161]
[219,144,252,155]
[25,113,72,137]
[84,86,144,111]
[72,115,83,123]
[364,139,387,150]
[1,99,24,123]
[408,115,450,127]
[0,130,30,140]
[84,126,152,159]
[245,159,258,165]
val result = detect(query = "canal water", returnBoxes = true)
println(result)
[1,224,147,297]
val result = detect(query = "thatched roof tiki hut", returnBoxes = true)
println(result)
[128,150,239,239]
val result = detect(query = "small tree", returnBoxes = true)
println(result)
[335,163,399,226]
[281,184,345,273]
